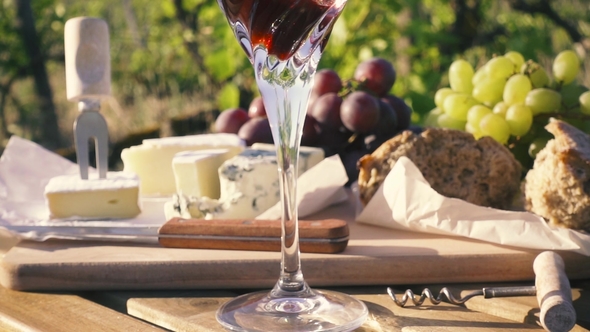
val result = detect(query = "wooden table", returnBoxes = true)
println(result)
[0,277,588,331]
[1,236,589,332]
[3,189,590,332]
[1,191,590,331]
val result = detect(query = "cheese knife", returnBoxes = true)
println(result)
[65,17,111,180]
[8,218,350,254]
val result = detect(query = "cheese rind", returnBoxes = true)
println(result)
[44,172,141,219]
[251,143,325,177]
[121,133,245,196]
[172,149,228,199]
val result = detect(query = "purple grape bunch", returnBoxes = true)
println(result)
[215,57,413,183]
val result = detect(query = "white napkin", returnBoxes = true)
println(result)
[256,154,349,220]
[0,136,168,242]
[0,136,79,222]
[0,136,348,241]
[356,156,590,256]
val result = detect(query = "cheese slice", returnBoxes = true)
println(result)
[120,133,245,196]
[172,149,229,199]
[44,172,141,219]
[173,146,324,220]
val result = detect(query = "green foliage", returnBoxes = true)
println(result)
[0,5,25,77]
[0,0,66,141]
[63,0,252,106]
[0,0,588,147]
[318,0,589,124]
[217,83,240,110]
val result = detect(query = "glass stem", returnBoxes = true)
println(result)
[253,49,319,297]
[275,128,306,294]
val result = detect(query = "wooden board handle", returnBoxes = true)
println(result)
[533,251,577,332]
[158,218,349,254]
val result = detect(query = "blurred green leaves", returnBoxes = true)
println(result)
[217,83,240,111]
[0,0,588,147]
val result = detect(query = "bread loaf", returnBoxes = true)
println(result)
[358,128,522,209]
[524,119,590,231]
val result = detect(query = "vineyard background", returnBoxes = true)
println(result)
[0,0,589,167]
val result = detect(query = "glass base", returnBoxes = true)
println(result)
[216,288,368,332]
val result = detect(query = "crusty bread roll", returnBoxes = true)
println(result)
[524,119,590,231]
[358,128,522,209]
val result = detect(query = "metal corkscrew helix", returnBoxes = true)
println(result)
[386,252,577,332]
[386,285,536,307]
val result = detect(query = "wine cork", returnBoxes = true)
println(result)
[64,17,111,102]
[533,251,577,332]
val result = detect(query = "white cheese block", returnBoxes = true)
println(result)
[172,149,229,199]
[120,133,245,196]
[44,172,141,219]
[251,143,325,176]
[174,146,324,220]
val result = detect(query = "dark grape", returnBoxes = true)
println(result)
[238,117,273,146]
[309,70,342,109]
[311,69,342,97]
[373,99,398,138]
[248,96,266,118]
[362,134,386,152]
[301,114,319,146]
[381,95,412,131]
[309,92,344,129]
[339,148,370,186]
[408,125,424,135]
[215,108,249,134]
[354,58,396,96]
[340,91,380,133]
[315,123,351,150]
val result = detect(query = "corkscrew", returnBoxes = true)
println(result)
[386,284,537,307]
[387,251,577,332]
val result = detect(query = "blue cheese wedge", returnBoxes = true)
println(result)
[172,149,229,199]
[44,172,141,219]
[211,149,280,219]
[120,133,245,196]
[168,146,325,220]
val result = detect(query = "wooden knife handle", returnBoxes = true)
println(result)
[158,218,349,254]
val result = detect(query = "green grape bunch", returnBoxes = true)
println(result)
[426,50,588,172]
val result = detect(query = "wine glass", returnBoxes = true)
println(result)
[215,0,368,331]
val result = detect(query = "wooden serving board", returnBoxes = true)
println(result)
[89,288,550,332]
[2,199,590,291]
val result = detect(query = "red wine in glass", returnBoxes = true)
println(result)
[216,0,368,331]
[221,0,335,60]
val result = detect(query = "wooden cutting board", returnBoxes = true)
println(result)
[2,198,590,291]
[90,289,550,332]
